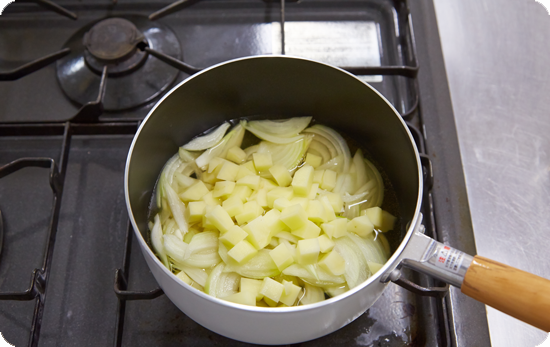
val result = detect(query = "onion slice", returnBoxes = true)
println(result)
[182,122,231,151]
[195,123,245,170]
[244,121,304,144]
[256,135,312,172]
[303,125,351,173]
[247,117,312,137]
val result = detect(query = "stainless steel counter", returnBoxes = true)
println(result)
[433,1,550,346]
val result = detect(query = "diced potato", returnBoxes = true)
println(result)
[289,197,309,210]
[202,191,221,206]
[269,164,292,187]
[205,205,234,233]
[222,196,244,217]
[253,152,273,171]
[273,198,292,211]
[228,240,257,264]
[320,169,337,191]
[179,181,209,201]
[219,225,248,248]
[296,238,320,265]
[255,187,268,208]
[321,218,347,239]
[267,187,294,208]
[305,153,322,168]
[279,280,301,306]
[319,196,336,222]
[243,216,270,250]
[242,160,257,173]
[230,185,252,202]
[202,206,216,229]
[306,200,326,223]
[324,192,344,213]
[308,183,319,200]
[313,169,324,184]
[212,181,235,198]
[317,234,335,253]
[364,207,396,232]
[236,165,256,181]
[187,201,206,223]
[217,161,240,181]
[347,215,374,237]
[269,244,295,270]
[291,165,314,196]
[367,261,384,274]
[260,277,284,303]
[280,204,308,231]
[263,209,289,236]
[223,291,256,306]
[260,178,278,191]
[174,173,197,192]
[240,278,264,301]
[292,220,321,239]
[226,146,247,164]
[207,157,226,173]
[318,251,345,276]
[236,175,261,190]
[275,231,299,245]
[235,201,263,225]
[263,297,278,307]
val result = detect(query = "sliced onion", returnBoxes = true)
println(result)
[224,249,281,279]
[303,125,351,173]
[300,283,324,305]
[182,122,231,151]
[308,140,332,164]
[180,266,208,287]
[246,117,312,137]
[317,155,343,171]
[282,264,345,286]
[333,236,370,288]
[186,230,219,257]
[243,144,259,160]
[364,158,384,207]
[151,214,169,267]
[195,123,245,170]
[256,135,312,172]
[163,234,189,263]
[205,263,240,298]
[353,149,367,194]
[341,191,368,203]
[164,184,188,235]
[244,121,304,144]
[347,233,387,264]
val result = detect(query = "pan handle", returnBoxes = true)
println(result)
[392,229,550,332]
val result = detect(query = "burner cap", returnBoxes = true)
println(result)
[83,18,144,62]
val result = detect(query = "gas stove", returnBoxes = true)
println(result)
[0,1,490,346]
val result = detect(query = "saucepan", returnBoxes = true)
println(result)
[124,56,550,344]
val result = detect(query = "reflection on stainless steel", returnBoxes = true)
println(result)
[56,15,180,111]
[434,0,550,346]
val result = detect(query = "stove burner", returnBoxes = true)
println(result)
[56,15,181,111]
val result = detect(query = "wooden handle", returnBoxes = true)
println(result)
[461,256,550,332]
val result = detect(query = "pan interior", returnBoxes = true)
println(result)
[127,56,420,255]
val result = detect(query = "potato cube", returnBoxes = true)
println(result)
[292,220,321,239]
[321,169,337,191]
[222,196,244,217]
[347,215,374,237]
[255,187,268,208]
[313,169,324,184]
[202,206,216,229]
[318,251,345,275]
[289,197,309,210]
[236,175,261,190]
[305,153,322,168]
[267,187,294,208]
[174,173,196,192]
[235,201,263,225]
[236,165,256,181]
[269,164,292,187]
[230,185,252,202]
[253,152,273,171]
[205,205,234,233]
[269,244,295,271]
[317,234,335,253]
[242,160,257,173]
[243,216,270,249]
[260,178,278,191]
[179,181,209,201]
[227,146,247,164]
[308,183,319,200]
[212,181,235,198]
[321,218,348,239]
[260,277,284,303]
[223,291,256,306]
[324,192,343,213]
[367,261,384,274]
[219,225,248,248]
[296,238,320,265]
[273,198,292,211]
[319,196,336,222]
[291,165,314,196]
[187,201,206,223]
[280,204,308,231]
[217,161,240,181]
[275,231,299,245]
[279,280,302,306]
[364,207,396,232]
[207,157,226,173]
[306,200,326,223]
[202,191,221,206]
[240,278,264,301]
[228,240,257,264]
[263,209,288,236]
